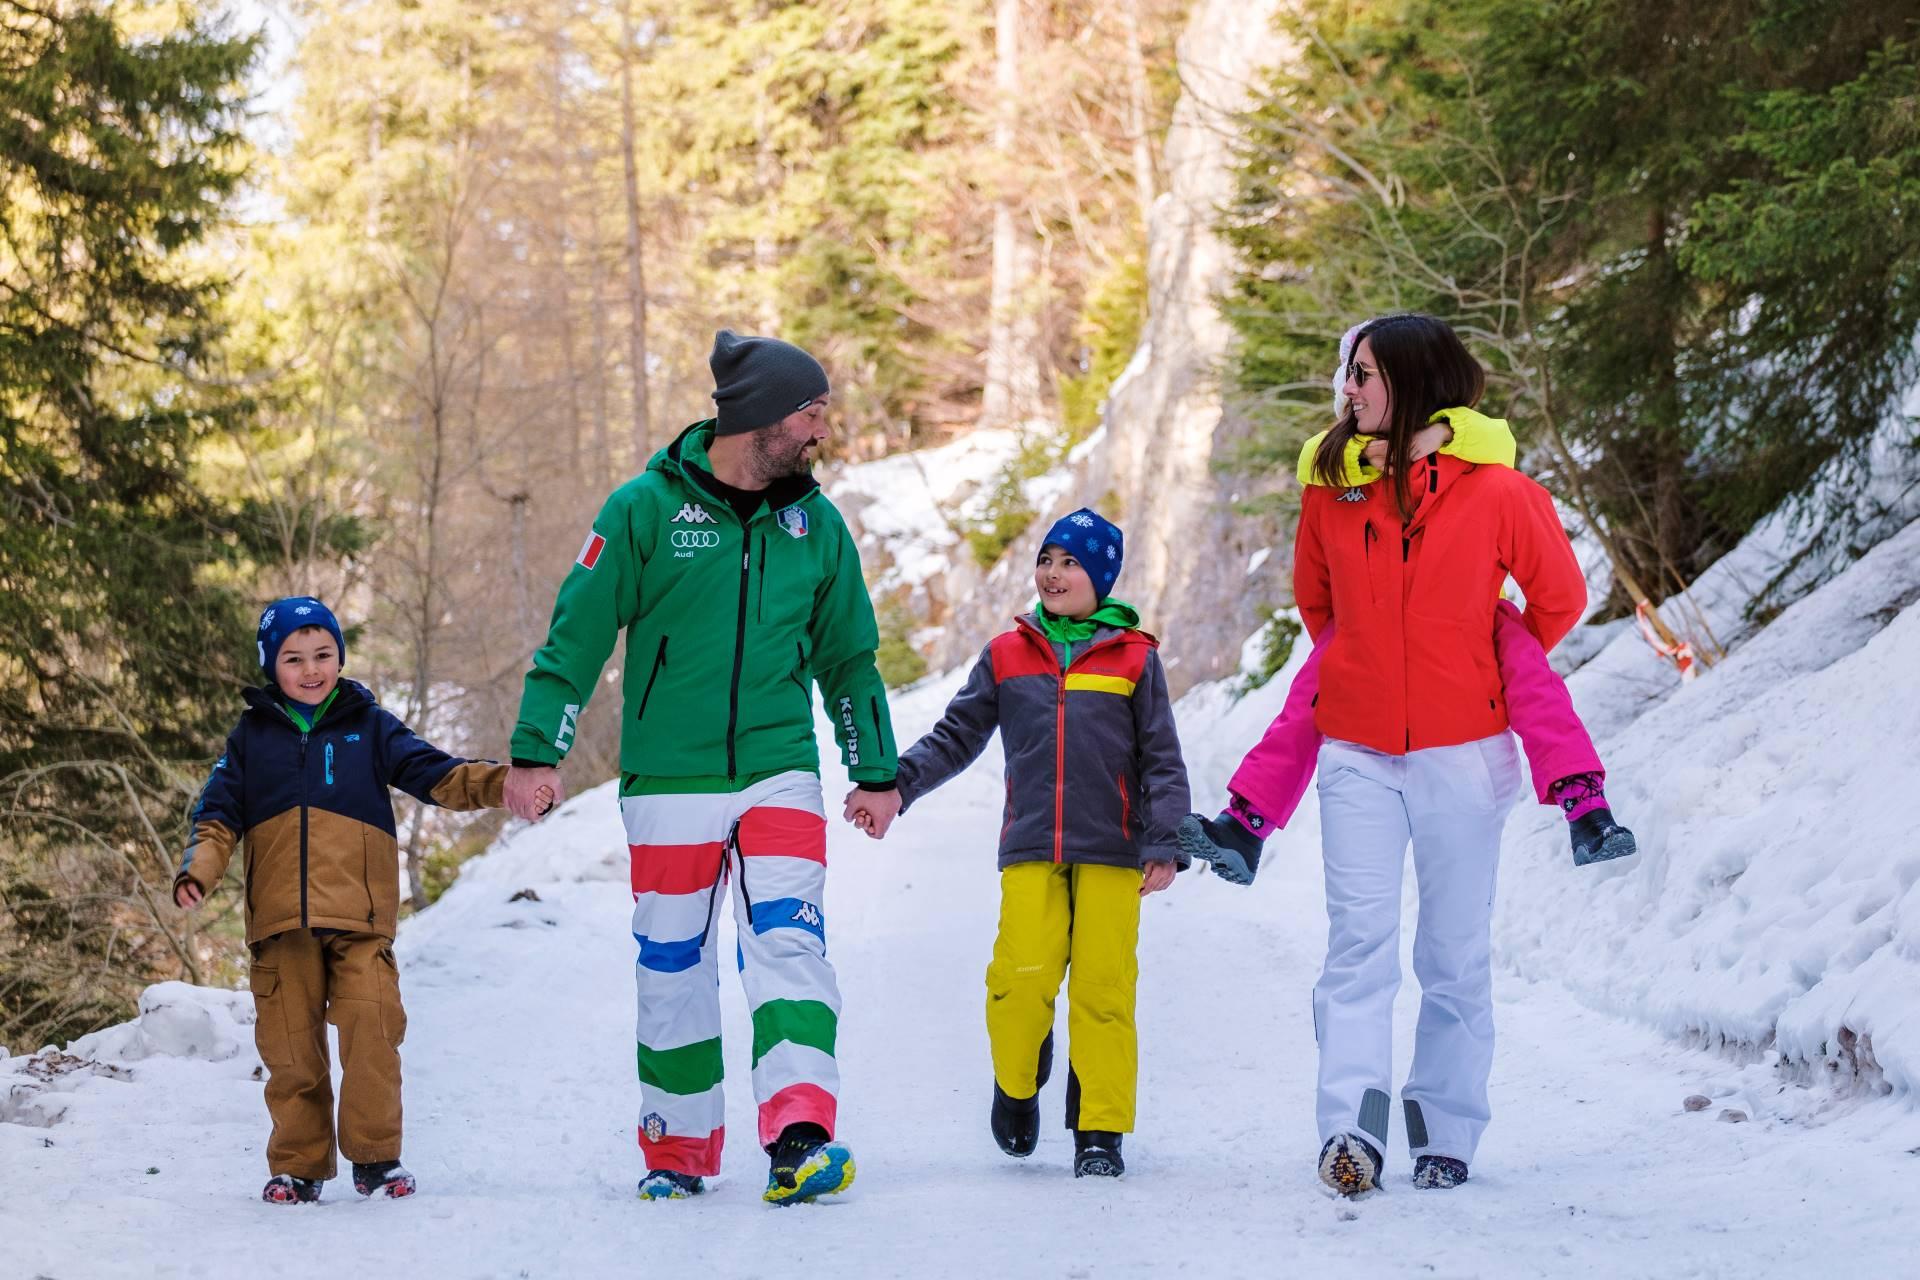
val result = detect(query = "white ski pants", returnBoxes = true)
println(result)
[1312,733,1521,1166]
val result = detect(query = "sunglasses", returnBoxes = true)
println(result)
[1347,361,1378,389]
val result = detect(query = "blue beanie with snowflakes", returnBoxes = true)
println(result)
[1039,508,1125,599]
[257,596,346,677]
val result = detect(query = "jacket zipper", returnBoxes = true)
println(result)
[725,535,751,780]
[1053,676,1067,864]
[1018,619,1136,866]
[870,694,890,759]
[1116,772,1131,840]
[1363,522,1378,602]
[636,635,669,723]
[298,731,310,927]
[757,534,767,622]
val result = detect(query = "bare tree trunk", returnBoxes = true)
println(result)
[588,202,613,483]
[754,91,780,334]
[983,0,1042,428]
[549,35,584,479]
[1119,0,1157,223]
[618,0,652,460]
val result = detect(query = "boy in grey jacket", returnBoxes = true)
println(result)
[875,508,1189,1179]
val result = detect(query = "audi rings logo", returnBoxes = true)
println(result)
[671,530,720,550]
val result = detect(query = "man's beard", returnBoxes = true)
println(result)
[749,429,813,482]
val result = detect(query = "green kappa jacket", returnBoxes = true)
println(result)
[511,421,898,785]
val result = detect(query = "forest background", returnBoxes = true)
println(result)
[3,0,1915,1052]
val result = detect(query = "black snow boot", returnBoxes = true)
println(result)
[261,1174,323,1204]
[1176,813,1263,886]
[991,1085,1041,1157]
[1072,1130,1124,1178]
[351,1160,417,1199]
[1318,1133,1382,1197]
[1412,1155,1469,1189]
[1568,807,1637,866]
[990,1030,1053,1157]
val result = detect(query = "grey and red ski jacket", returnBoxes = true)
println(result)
[895,613,1191,870]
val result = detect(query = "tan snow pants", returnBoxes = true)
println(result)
[249,929,407,1180]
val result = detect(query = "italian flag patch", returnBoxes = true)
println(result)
[576,531,607,570]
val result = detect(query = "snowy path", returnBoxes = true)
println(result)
[8,680,1920,1280]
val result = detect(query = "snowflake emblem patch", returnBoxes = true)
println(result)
[777,506,809,539]
[643,1112,666,1142]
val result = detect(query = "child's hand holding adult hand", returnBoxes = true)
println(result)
[1140,860,1176,896]
[842,787,903,839]
[174,880,204,910]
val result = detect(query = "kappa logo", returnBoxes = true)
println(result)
[671,530,721,550]
[837,695,861,766]
[642,1112,666,1143]
[792,902,822,929]
[1336,488,1369,503]
[672,502,718,525]
[777,506,808,539]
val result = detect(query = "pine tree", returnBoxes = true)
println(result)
[0,1,262,1046]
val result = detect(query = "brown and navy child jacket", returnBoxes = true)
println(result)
[895,611,1191,870]
[175,679,506,943]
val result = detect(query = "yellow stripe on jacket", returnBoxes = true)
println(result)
[1064,673,1136,696]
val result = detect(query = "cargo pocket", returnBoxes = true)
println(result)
[375,945,408,1049]
[248,966,293,1070]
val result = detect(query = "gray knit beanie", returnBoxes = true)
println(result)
[708,330,830,436]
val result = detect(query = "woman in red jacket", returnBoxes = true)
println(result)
[1292,314,1587,1197]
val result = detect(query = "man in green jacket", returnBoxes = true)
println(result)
[504,331,900,1205]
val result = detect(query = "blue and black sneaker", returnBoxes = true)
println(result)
[637,1169,705,1201]
[763,1124,855,1205]
[1177,813,1262,886]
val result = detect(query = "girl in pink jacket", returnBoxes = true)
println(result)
[1179,323,1636,884]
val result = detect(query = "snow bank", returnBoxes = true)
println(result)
[1494,518,1920,1091]
[1,983,257,1128]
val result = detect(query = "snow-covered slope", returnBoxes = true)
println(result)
[1494,518,1920,1091]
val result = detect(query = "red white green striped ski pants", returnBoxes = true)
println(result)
[621,770,838,1177]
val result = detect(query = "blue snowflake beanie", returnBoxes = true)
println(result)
[1039,508,1125,599]
[257,596,346,677]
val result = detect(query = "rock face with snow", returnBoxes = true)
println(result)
[1074,0,1295,693]
[857,0,1297,693]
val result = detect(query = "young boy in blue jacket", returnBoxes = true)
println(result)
[173,598,515,1204]
[854,510,1190,1178]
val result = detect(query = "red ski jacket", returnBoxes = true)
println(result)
[1293,453,1585,755]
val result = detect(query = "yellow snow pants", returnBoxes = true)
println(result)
[985,861,1142,1133]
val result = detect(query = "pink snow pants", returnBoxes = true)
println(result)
[1228,601,1602,826]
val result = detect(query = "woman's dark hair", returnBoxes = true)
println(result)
[1311,313,1485,520]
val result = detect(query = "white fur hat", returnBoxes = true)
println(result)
[1332,321,1368,417]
